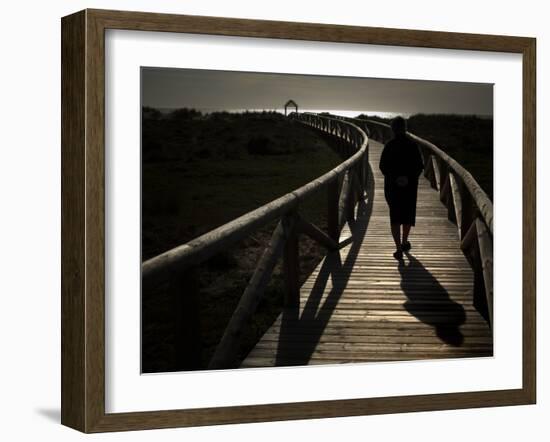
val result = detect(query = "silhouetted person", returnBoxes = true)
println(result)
[379,117,424,260]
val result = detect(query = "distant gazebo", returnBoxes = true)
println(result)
[284,99,298,116]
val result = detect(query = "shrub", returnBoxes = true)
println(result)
[142,106,162,120]
[169,108,202,120]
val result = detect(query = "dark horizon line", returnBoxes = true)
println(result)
[142,106,494,119]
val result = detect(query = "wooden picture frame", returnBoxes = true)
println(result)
[61,8,536,433]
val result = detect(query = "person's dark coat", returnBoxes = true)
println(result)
[379,134,424,225]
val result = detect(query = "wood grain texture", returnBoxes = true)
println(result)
[522,37,536,403]
[88,8,532,52]
[60,8,536,433]
[86,10,108,433]
[61,10,86,431]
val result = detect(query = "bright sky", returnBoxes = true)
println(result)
[142,67,493,117]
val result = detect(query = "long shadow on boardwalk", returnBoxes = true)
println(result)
[399,253,466,346]
[274,165,374,366]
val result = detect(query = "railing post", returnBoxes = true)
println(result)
[346,172,356,222]
[439,164,451,207]
[462,218,491,326]
[283,213,300,308]
[475,218,493,326]
[461,190,477,241]
[327,178,340,242]
[449,172,463,239]
[338,171,352,228]
[431,156,441,191]
[470,235,489,322]
[356,158,364,198]
[169,267,202,370]
[364,143,369,189]
[423,154,432,181]
[208,219,289,369]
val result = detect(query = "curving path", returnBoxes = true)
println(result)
[241,138,493,367]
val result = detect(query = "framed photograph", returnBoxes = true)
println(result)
[61,9,536,433]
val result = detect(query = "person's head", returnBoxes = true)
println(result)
[391,116,407,137]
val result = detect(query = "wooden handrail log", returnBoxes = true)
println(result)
[143,113,368,288]
[142,191,299,290]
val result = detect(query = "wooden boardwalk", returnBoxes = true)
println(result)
[241,139,493,368]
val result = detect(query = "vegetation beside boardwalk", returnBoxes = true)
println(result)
[142,109,342,372]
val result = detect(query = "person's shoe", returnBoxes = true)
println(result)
[402,241,411,252]
[393,249,403,260]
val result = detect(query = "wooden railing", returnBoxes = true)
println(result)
[356,118,494,327]
[142,113,369,370]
